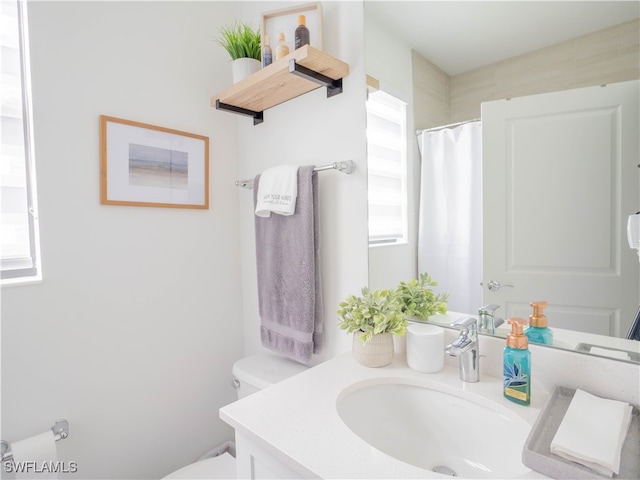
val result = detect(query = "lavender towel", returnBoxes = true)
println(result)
[253,165,324,365]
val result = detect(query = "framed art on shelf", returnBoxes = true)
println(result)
[99,116,209,209]
[261,2,323,51]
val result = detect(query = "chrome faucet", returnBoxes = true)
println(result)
[445,317,479,382]
[478,303,504,334]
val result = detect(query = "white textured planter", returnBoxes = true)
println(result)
[352,332,394,368]
[232,58,261,83]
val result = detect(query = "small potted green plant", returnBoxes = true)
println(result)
[216,22,262,83]
[395,272,449,322]
[337,287,407,367]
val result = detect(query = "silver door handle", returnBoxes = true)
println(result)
[486,280,514,292]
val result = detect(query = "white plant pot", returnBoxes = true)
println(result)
[232,58,261,84]
[352,332,394,368]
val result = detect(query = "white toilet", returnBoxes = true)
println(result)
[163,353,308,479]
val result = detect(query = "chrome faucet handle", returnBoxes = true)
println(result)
[451,316,478,334]
[479,304,500,315]
[479,304,503,333]
[448,317,478,351]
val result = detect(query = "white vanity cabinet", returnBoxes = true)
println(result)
[234,431,311,479]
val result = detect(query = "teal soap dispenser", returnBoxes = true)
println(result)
[525,301,553,346]
[503,317,531,406]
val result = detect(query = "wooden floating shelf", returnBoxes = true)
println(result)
[211,45,349,125]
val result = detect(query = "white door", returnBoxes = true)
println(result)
[482,81,639,337]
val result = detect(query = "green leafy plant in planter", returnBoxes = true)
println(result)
[395,272,449,321]
[216,22,261,61]
[337,287,407,344]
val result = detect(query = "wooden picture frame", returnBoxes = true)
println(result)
[261,2,323,51]
[99,116,209,209]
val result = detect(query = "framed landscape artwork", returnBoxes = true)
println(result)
[99,115,209,209]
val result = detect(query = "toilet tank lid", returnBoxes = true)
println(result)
[233,353,308,389]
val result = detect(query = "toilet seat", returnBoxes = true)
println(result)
[163,452,236,479]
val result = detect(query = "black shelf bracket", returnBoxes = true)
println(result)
[215,59,345,125]
[288,59,343,98]
[215,100,264,125]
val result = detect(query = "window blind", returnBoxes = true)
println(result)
[366,90,408,245]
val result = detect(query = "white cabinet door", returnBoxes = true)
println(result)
[482,81,639,337]
[235,432,310,479]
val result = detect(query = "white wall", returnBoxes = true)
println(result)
[364,15,413,96]
[3,3,634,479]
[2,1,371,478]
[233,1,369,365]
[1,2,244,479]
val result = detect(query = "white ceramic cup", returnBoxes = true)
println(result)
[406,323,445,373]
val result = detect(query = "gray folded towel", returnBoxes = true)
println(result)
[253,165,324,364]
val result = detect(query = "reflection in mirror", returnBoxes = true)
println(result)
[364,1,640,362]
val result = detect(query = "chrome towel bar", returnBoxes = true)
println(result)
[235,160,355,190]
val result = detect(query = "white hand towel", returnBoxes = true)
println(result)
[255,165,299,217]
[550,388,633,477]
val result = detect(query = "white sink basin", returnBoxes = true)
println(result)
[337,380,532,478]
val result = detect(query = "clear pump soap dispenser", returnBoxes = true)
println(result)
[503,318,531,406]
[525,301,553,346]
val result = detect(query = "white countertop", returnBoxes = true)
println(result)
[220,352,551,479]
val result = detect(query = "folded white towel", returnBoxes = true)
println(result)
[255,165,299,217]
[550,389,633,477]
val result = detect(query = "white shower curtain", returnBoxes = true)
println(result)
[417,121,482,314]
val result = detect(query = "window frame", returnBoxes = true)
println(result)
[1,0,42,285]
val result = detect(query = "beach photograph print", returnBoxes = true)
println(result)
[128,143,188,189]
[100,115,209,209]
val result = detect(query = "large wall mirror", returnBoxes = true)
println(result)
[364,1,640,363]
